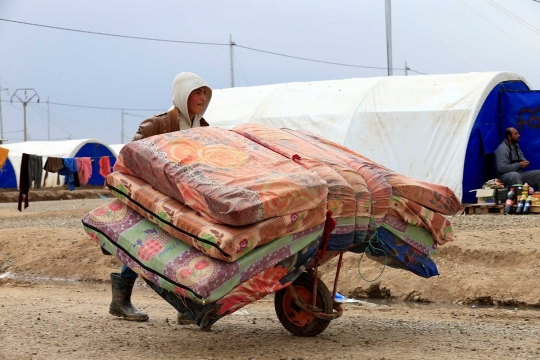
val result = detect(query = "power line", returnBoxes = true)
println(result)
[0,18,228,46]
[0,17,427,74]
[484,0,540,37]
[237,44,394,71]
[123,112,149,118]
[413,0,489,71]
[47,101,162,111]
[458,0,540,56]
[1,99,161,111]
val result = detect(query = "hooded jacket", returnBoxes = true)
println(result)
[132,72,212,141]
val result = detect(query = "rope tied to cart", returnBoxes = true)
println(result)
[357,218,388,283]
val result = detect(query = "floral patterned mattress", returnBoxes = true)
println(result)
[106,171,327,262]
[113,127,328,226]
[81,199,323,304]
[231,124,461,247]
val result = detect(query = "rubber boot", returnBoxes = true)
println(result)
[109,273,149,321]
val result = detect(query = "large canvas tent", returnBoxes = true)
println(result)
[0,139,116,189]
[205,72,531,203]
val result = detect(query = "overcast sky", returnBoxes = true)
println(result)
[1,0,539,145]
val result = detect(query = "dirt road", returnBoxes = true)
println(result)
[2,199,540,359]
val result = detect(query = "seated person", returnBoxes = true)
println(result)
[494,127,540,189]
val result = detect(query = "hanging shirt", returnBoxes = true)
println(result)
[76,157,93,185]
[28,155,43,190]
[99,156,111,181]
[43,157,64,186]
[59,158,79,191]
[18,153,30,211]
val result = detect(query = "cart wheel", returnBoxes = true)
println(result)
[274,272,332,337]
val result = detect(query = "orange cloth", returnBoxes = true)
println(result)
[99,156,111,179]
[0,147,8,169]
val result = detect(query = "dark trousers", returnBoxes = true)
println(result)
[498,170,540,190]
[120,264,138,279]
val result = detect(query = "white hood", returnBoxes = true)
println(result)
[171,72,212,129]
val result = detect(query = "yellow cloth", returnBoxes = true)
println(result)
[0,147,8,169]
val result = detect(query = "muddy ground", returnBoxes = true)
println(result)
[2,198,540,359]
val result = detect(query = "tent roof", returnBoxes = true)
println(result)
[205,72,530,199]
[2,139,114,158]
[2,139,115,188]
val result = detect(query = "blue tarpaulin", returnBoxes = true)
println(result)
[462,81,531,204]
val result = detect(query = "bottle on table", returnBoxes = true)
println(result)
[523,196,533,215]
[515,195,527,214]
[504,188,516,214]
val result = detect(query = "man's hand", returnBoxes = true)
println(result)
[519,160,530,169]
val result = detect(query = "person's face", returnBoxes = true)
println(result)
[509,128,521,144]
[187,87,207,117]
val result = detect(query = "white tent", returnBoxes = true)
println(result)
[1,139,116,188]
[205,72,530,200]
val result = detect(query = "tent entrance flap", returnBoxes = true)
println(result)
[461,80,529,204]
[500,90,540,175]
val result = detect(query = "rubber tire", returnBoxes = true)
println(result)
[274,272,333,337]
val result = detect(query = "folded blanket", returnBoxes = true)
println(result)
[114,127,328,226]
[82,199,324,303]
[106,171,327,262]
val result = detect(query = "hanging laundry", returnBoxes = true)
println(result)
[43,157,64,187]
[0,147,8,169]
[99,156,111,185]
[75,157,93,185]
[18,153,30,211]
[59,158,79,191]
[28,154,43,190]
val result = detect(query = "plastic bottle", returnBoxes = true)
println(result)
[523,196,532,215]
[504,188,515,214]
[515,195,526,214]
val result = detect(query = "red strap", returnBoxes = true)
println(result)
[319,211,337,259]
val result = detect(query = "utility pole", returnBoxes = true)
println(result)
[47,97,50,141]
[121,109,124,143]
[0,85,8,140]
[405,61,409,76]
[11,88,40,142]
[385,0,393,76]
[229,34,235,88]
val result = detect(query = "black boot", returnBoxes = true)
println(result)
[109,273,149,321]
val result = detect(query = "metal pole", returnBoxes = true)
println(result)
[0,79,7,140]
[121,109,124,143]
[229,34,235,88]
[10,88,39,143]
[405,61,408,76]
[23,102,27,141]
[385,0,393,76]
[47,97,50,141]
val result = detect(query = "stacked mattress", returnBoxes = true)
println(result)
[82,124,461,328]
